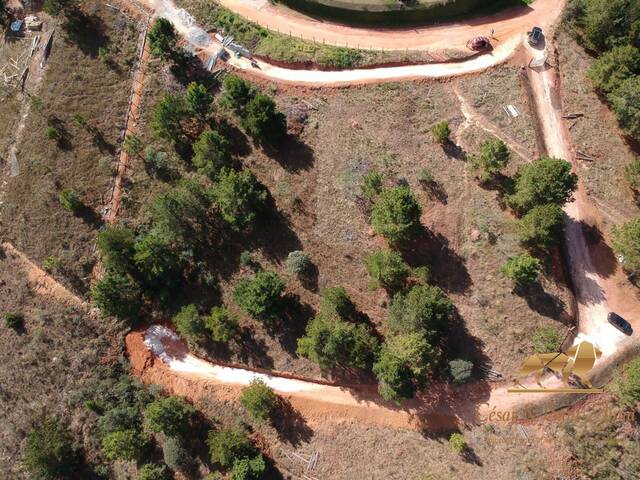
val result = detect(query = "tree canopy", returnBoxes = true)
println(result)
[610,357,640,407]
[588,45,640,94]
[612,218,640,271]
[241,93,287,144]
[212,168,267,231]
[144,396,195,437]
[185,82,213,120]
[148,18,178,58]
[233,271,286,322]
[220,74,256,112]
[610,76,640,139]
[92,271,143,320]
[516,203,565,247]
[470,138,510,181]
[240,379,278,423]
[192,129,232,179]
[152,93,188,143]
[500,254,541,287]
[24,420,79,480]
[387,285,453,339]
[96,226,135,272]
[207,428,255,468]
[364,249,410,291]
[173,304,206,346]
[204,306,239,343]
[371,186,422,244]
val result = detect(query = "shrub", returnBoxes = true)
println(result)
[192,129,232,179]
[286,250,310,274]
[373,348,416,402]
[92,271,143,320]
[588,45,640,94]
[432,121,450,144]
[233,271,286,322]
[364,249,410,291]
[24,420,78,479]
[145,396,195,437]
[612,218,640,271]
[102,429,148,461]
[97,405,140,437]
[412,265,431,285]
[173,304,205,346]
[139,463,169,480]
[230,454,266,480]
[213,168,268,231]
[418,168,434,185]
[207,428,255,468]
[371,186,422,244]
[241,93,287,144]
[624,158,640,190]
[319,286,353,319]
[144,146,170,177]
[609,358,640,407]
[124,133,144,157]
[45,126,60,140]
[204,306,239,343]
[388,285,453,339]
[43,255,62,273]
[58,188,81,212]
[470,138,510,181]
[530,326,561,353]
[185,82,213,119]
[163,437,189,471]
[500,254,541,287]
[609,76,640,139]
[240,378,278,423]
[361,170,383,200]
[96,226,135,272]
[516,203,565,247]
[449,359,474,384]
[508,156,578,213]
[449,433,467,454]
[220,74,256,112]
[148,18,178,58]
[4,312,24,331]
[239,250,254,267]
[152,93,187,143]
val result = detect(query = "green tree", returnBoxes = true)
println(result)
[192,129,232,179]
[139,463,169,480]
[388,285,453,339]
[624,157,640,190]
[92,271,143,320]
[204,306,239,343]
[144,396,195,437]
[530,326,561,353]
[152,94,187,143]
[124,133,144,157]
[612,218,640,271]
[231,455,266,480]
[163,437,189,471]
[148,18,178,58]
[59,188,82,212]
[364,249,410,291]
[432,121,451,144]
[185,82,213,120]
[361,170,383,200]
[579,0,640,52]
[286,250,310,274]
[96,226,135,272]
[207,428,255,468]
[508,156,578,213]
[240,378,278,423]
[449,359,473,384]
[212,168,267,231]
[133,227,186,291]
[173,304,205,346]
[24,420,79,480]
[449,433,467,454]
[102,429,148,461]
[233,271,286,322]
[371,186,422,244]
[609,76,640,139]
[241,93,287,144]
[609,357,640,407]
[43,0,74,16]
[500,254,541,287]
[97,405,141,437]
[516,203,565,247]
[588,45,640,94]
[373,348,416,402]
[220,74,256,112]
[319,286,353,319]
[470,138,510,181]
[4,312,24,331]
[297,314,378,369]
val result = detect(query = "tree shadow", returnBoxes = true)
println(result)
[262,136,315,173]
[76,204,104,229]
[442,140,467,161]
[272,396,314,447]
[170,49,219,87]
[90,127,116,155]
[236,327,275,370]
[578,221,617,278]
[47,116,73,151]
[218,119,252,158]
[461,445,483,465]
[248,201,303,264]
[400,225,472,294]
[515,282,570,323]
[298,262,319,293]
[62,9,109,58]
[273,295,313,355]
[419,179,448,204]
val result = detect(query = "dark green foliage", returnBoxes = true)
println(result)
[207,428,255,468]
[213,168,268,231]
[144,396,195,437]
[508,156,578,213]
[361,170,383,200]
[45,126,60,141]
[148,18,178,58]
[42,0,74,16]
[610,358,640,407]
[24,420,79,480]
[569,0,640,53]
[97,405,140,437]
[192,129,232,179]
[432,121,450,144]
[233,271,286,322]
[230,454,266,480]
[220,74,256,112]
[285,250,310,274]
[152,93,188,143]
[0,0,8,26]
[162,437,189,471]
[372,348,416,402]
[139,463,170,480]
[4,312,24,331]
[588,45,640,94]
[241,93,288,144]
[92,271,143,320]
[530,326,561,353]
[144,146,171,178]
[449,359,474,384]
[58,188,82,212]
[516,204,565,246]
[102,429,148,461]
[185,82,213,119]
[364,249,410,291]
[500,254,541,287]
[133,227,186,290]
[150,179,211,240]
[371,186,422,244]
[612,218,640,271]
[204,306,239,343]
[470,138,510,181]
[297,314,378,369]
[96,226,135,272]
[449,433,467,454]
[240,378,278,423]
[609,76,640,139]
[319,286,353,319]
[624,157,640,190]
[124,133,144,157]
[387,285,453,339]
[173,304,206,346]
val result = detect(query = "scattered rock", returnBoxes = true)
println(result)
[470,228,481,242]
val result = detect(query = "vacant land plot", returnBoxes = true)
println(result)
[557,29,640,228]
[0,5,140,295]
